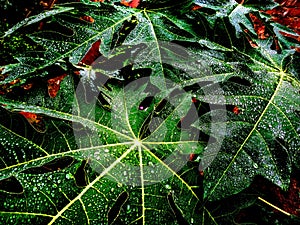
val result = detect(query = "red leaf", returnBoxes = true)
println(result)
[38,21,44,30]
[189,154,196,161]
[21,83,34,91]
[191,5,202,11]
[47,74,67,98]
[80,15,95,23]
[191,97,198,103]
[279,31,300,42]
[79,40,101,66]
[275,0,300,8]
[9,79,21,85]
[19,111,38,120]
[291,46,300,52]
[19,111,46,133]
[233,106,240,115]
[249,13,269,40]
[265,0,300,35]
[199,170,204,177]
[121,0,140,8]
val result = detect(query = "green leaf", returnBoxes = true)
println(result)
[0,71,207,224]
[1,0,300,224]
[190,23,300,202]
[0,2,196,85]
[1,6,74,38]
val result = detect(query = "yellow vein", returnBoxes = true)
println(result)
[0,211,54,218]
[259,39,281,70]
[142,140,199,145]
[47,145,135,224]
[206,71,285,200]
[234,46,278,71]
[204,207,218,225]
[142,93,190,142]
[138,144,145,224]
[0,124,49,156]
[1,100,133,141]
[129,216,143,224]
[141,144,199,200]
[0,142,133,172]
[79,198,90,225]
[39,190,58,212]
[25,11,136,75]
[52,121,72,151]
[258,197,291,216]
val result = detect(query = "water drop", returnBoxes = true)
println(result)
[66,173,72,179]
[165,184,171,190]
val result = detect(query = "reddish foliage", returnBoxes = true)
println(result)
[276,0,300,8]
[19,111,38,120]
[19,111,46,133]
[264,0,300,51]
[189,153,196,161]
[232,106,240,115]
[283,177,300,216]
[0,78,24,95]
[199,170,204,177]
[249,13,269,39]
[291,45,300,52]
[265,0,300,36]
[191,5,202,11]
[79,40,101,66]
[40,0,57,9]
[9,79,21,85]
[253,175,300,217]
[121,0,140,8]
[38,21,44,30]
[80,15,95,23]
[191,97,198,103]
[73,70,81,76]
[21,83,34,91]
[272,35,282,52]
[47,74,67,98]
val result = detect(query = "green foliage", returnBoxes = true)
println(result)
[0,0,299,224]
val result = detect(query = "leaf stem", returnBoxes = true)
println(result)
[258,197,291,216]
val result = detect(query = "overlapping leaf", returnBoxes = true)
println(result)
[0,2,195,86]
[188,1,300,203]
[0,69,208,224]
[0,0,300,224]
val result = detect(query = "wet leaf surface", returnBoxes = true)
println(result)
[0,0,299,224]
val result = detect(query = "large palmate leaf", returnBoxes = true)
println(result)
[196,51,300,201]
[187,1,300,202]
[0,0,300,224]
[0,2,195,85]
[0,72,207,224]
